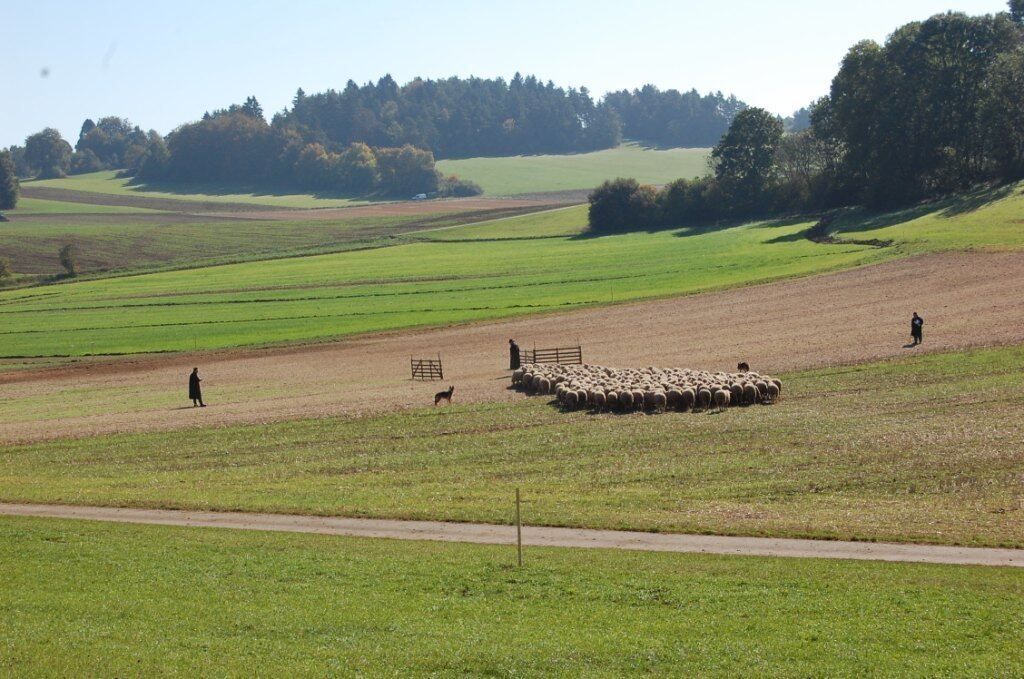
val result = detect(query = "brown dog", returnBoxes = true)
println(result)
[434,385,455,405]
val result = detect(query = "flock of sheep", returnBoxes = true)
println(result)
[511,363,782,412]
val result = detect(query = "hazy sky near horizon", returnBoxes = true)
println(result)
[1,0,1010,149]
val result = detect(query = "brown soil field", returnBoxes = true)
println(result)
[2,251,1023,444]
[21,185,570,219]
[200,197,571,221]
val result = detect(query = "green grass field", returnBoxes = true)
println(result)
[437,142,711,195]
[2,516,1020,676]
[1,182,1022,358]
[3,346,1021,547]
[25,170,369,208]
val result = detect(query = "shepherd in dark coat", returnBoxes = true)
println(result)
[911,312,924,346]
[189,367,206,407]
[509,339,521,370]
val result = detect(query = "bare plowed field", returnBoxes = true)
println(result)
[2,252,1023,443]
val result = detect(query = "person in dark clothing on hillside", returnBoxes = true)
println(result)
[509,339,521,370]
[911,312,924,346]
[189,367,206,407]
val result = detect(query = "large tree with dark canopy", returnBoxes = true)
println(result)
[711,108,784,212]
[0,150,19,210]
[24,128,73,178]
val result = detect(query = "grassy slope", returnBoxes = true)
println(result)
[0,211,509,277]
[436,142,710,195]
[25,170,368,208]
[2,181,1023,357]
[2,517,1021,676]
[3,345,1022,547]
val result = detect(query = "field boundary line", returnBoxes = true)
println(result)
[1,503,1020,568]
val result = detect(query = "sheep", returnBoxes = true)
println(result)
[679,388,696,411]
[766,382,780,403]
[650,391,668,411]
[714,389,731,411]
[593,391,607,408]
[539,377,551,394]
[618,390,634,410]
[697,387,713,411]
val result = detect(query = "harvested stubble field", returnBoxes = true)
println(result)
[3,517,1021,676]
[2,250,1022,444]
[2,341,1022,548]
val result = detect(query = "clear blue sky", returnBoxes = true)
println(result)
[0,0,1010,148]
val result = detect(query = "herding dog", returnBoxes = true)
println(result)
[434,385,455,405]
[737,362,750,373]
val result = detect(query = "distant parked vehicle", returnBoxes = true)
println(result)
[412,193,427,201]
[0,213,8,222]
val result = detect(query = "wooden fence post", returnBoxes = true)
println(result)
[515,487,523,567]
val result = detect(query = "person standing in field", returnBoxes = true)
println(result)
[509,339,521,370]
[911,312,924,346]
[189,367,206,407]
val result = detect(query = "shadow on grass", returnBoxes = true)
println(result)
[569,214,810,242]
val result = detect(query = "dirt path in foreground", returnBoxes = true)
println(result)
[2,503,1020,567]
[3,251,1024,444]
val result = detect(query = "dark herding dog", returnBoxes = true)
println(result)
[434,385,455,405]
[737,362,750,373]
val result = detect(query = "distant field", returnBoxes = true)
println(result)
[437,142,710,195]
[1,182,1022,358]
[3,345,1022,547]
[25,170,369,209]
[2,517,1020,676]
[0,206,883,356]
[7,197,163,215]
[0,210,539,277]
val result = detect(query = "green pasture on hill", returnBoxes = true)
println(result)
[25,170,369,208]
[3,345,1021,547]
[436,142,711,195]
[1,516,1020,676]
[0,210,520,277]
[1,182,1022,358]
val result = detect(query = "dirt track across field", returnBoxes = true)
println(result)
[3,251,1024,444]
[2,502,1020,567]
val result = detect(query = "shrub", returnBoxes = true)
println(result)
[588,178,660,234]
[58,244,80,277]
[438,174,483,197]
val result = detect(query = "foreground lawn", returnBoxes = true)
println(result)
[436,142,711,195]
[25,170,368,208]
[3,345,1022,547]
[1,517,1020,676]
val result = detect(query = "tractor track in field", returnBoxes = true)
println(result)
[1,502,1021,567]
[2,251,1024,443]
